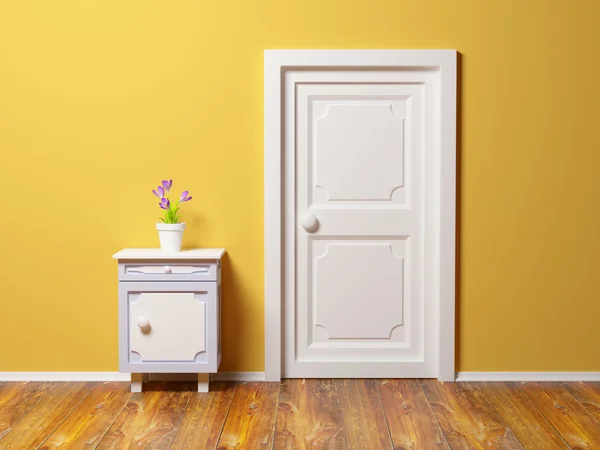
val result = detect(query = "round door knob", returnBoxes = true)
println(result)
[137,316,150,329]
[300,212,319,232]
[163,266,172,273]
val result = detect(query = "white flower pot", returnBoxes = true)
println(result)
[156,223,186,252]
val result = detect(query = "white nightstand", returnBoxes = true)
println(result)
[113,248,225,392]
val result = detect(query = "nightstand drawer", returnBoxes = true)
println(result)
[118,261,219,282]
[119,281,219,373]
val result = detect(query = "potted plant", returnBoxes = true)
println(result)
[152,180,192,252]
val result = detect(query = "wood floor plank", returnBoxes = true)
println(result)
[96,382,193,449]
[562,382,600,422]
[275,379,345,449]
[38,382,132,449]
[334,379,391,449]
[168,381,237,449]
[421,380,523,449]
[4,380,600,450]
[0,382,94,449]
[478,382,569,450]
[378,379,448,449]
[0,381,55,441]
[216,382,279,449]
[522,381,600,449]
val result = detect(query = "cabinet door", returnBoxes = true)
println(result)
[119,282,218,372]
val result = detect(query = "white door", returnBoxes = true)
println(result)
[283,67,440,378]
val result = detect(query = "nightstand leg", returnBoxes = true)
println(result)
[198,373,209,392]
[131,373,145,393]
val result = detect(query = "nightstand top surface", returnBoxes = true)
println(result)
[113,248,226,260]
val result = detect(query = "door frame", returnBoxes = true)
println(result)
[264,49,457,381]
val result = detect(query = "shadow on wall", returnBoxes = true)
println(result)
[218,253,251,371]
[180,211,206,247]
[455,52,463,371]
[180,214,251,371]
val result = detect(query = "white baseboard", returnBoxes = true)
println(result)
[4,372,596,383]
[456,372,600,382]
[0,372,130,382]
[211,372,266,382]
[0,371,266,382]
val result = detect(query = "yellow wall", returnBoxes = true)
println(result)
[1,0,599,373]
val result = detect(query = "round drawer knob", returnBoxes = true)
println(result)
[300,212,319,232]
[137,316,150,329]
[163,266,172,273]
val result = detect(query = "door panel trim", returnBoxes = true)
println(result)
[264,49,457,381]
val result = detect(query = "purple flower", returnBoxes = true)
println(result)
[162,179,172,193]
[152,186,165,198]
[179,190,192,203]
[159,197,170,210]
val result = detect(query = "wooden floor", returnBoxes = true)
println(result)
[0,380,600,449]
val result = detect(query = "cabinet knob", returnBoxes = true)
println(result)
[163,266,172,273]
[137,316,150,329]
[300,212,319,232]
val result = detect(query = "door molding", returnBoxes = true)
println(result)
[264,49,457,381]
